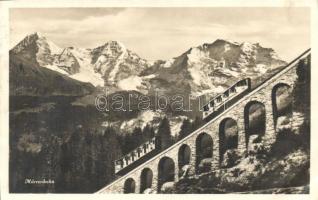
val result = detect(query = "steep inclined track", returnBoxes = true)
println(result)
[96,49,310,193]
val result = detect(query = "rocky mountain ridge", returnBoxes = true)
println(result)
[11,32,151,89]
[11,33,287,97]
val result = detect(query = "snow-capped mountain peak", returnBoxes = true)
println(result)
[12,32,39,52]
[14,32,62,54]
[11,34,287,96]
[240,42,255,53]
[98,40,127,57]
[91,40,150,88]
[11,32,64,68]
[92,40,128,82]
[11,34,152,88]
[147,39,287,97]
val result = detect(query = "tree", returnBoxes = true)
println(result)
[87,126,121,190]
[157,117,173,150]
[131,127,143,147]
[191,116,203,132]
[119,127,144,155]
[142,123,156,141]
[121,134,134,154]
[294,56,311,114]
[58,126,122,193]
[293,55,311,148]
[178,118,192,140]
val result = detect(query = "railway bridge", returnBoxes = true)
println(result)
[97,49,310,194]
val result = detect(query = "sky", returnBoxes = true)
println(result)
[10,7,310,62]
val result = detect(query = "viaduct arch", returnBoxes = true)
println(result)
[271,83,293,129]
[123,178,135,193]
[244,100,266,151]
[219,118,238,165]
[140,168,153,193]
[178,144,191,177]
[158,157,175,192]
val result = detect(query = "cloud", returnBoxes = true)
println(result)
[10,7,310,61]
[10,8,125,20]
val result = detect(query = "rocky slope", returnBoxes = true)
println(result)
[172,147,309,194]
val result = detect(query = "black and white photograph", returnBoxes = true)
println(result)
[0,1,316,198]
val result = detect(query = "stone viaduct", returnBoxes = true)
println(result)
[96,49,310,194]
